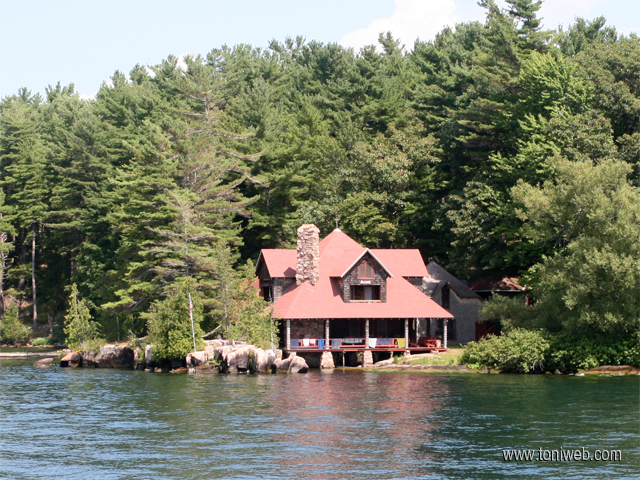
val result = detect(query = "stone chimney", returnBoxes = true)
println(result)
[296,224,320,285]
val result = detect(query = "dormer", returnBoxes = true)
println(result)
[333,250,392,303]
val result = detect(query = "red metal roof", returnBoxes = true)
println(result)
[258,249,297,278]
[370,249,429,277]
[261,229,452,320]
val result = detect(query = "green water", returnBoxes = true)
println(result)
[0,360,638,479]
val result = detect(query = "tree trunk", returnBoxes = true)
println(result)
[31,226,37,329]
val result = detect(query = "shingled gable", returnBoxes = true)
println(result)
[258,228,453,320]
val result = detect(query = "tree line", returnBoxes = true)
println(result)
[0,0,638,351]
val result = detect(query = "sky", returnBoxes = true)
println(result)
[0,0,638,99]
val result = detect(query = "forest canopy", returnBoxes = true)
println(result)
[0,0,638,345]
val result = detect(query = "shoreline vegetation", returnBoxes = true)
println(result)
[0,1,638,371]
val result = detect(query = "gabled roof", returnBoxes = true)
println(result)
[257,249,297,278]
[330,248,393,278]
[261,228,453,320]
[424,261,481,299]
[273,273,453,319]
[371,249,429,277]
[470,276,526,292]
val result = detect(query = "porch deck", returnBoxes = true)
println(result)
[287,346,447,353]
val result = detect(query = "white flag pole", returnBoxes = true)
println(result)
[189,293,197,352]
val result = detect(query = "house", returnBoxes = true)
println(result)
[256,224,457,367]
[423,262,483,344]
[469,276,528,300]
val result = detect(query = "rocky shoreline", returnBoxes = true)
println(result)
[54,341,311,374]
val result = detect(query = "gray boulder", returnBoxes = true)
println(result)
[60,352,82,367]
[186,351,207,367]
[248,348,276,373]
[34,357,54,367]
[94,345,135,368]
[272,354,308,373]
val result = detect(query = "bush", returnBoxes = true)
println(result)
[64,283,102,350]
[461,328,550,373]
[31,336,55,346]
[546,331,640,372]
[462,328,640,373]
[0,304,31,344]
[147,278,205,363]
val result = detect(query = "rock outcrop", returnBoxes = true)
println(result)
[34,357,54,367]
[272,353,309,373]
[59,345,135,368]
[249,348,276,373]
[60,352,82,367]
[186,351,207,367]
[216,344,277,373]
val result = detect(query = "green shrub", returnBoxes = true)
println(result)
[463,328,640,373]
[461,328,550,373]
[147,278,205,363]
[31,336,55,346]
[64,283,101,350]
[546,331,640,372]
[0,305,31,344]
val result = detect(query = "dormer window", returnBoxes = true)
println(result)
[357,260,374,279]
[352,285,381,301]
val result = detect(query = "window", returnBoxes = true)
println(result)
[441,285,450,309]
[261,287,273,302]
[351,285,380,301]
[357,260,374,279]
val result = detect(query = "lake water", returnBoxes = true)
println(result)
[1,359,638,479]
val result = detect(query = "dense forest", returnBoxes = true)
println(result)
[0,1,638,360]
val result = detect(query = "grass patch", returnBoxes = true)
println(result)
[403,348,464,366]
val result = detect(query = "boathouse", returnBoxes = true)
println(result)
[256,224,456,366]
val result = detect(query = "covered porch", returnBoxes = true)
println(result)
[281,317,451,354]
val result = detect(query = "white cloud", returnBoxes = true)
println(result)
[176,52,193,71]
[78,92,97,101]
[339,0,457,52]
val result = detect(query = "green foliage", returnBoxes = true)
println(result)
[31,336,55,346]
[512,158,640,334]
[64,283,101,350]
[146,278,205,363]
[461,328,550,373]
[0,8,636,361]
[462,328,640,373]
[225,260,277,350]
[0,303,31,344]
[545,332,640,372]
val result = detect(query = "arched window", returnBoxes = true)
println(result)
[357,260,374,279]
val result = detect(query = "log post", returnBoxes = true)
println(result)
[404,318,409,351]
[286,319,291,351]
[325,319,330,349]
[365,319,370,348]
[443,319,448,350]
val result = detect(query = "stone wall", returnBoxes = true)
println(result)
[290,319,325,340]
[296,224,320,285]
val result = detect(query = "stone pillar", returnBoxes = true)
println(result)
[404,318,409,350]
[325,319,330,349]
[320,350,335,369]
[363,350,373,366]
[296,224,320,285]
[286,319,291,351]
[443,320,448,349]
[365,319,370,348]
